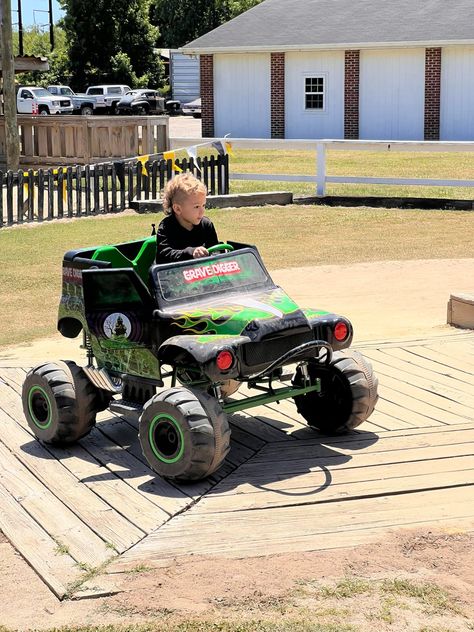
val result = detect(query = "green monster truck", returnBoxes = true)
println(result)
[22,237,378,481]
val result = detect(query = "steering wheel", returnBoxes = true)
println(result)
[207,243,234,254]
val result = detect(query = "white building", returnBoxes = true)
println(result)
[181,0,474,141]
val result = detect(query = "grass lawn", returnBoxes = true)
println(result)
[195,148,474,199]
[0,204,473,348]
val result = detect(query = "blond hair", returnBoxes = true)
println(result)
[162,173,207,215]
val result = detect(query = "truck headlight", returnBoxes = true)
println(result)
[52,101,60,106]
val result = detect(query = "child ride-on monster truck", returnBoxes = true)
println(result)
[22,237,378,482]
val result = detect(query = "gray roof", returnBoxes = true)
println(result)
[182,0,474,53]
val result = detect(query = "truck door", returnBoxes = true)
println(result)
[18,89,34,114]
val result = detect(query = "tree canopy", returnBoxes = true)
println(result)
[13,26,70,87]
[151,0,264,48]
[58,0,163,90]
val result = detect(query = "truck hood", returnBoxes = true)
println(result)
[157,288,316,341]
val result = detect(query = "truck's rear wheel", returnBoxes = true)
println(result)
[22,360,100,445]
[139,387,230,481]
[293,350,378,434]
[81,105,93,116]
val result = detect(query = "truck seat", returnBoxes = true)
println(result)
[132,237,157,284]
[91,245,134,269]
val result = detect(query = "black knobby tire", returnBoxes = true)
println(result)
[22,360,101,445]
[138,387,231,481]
[293,350,378,434]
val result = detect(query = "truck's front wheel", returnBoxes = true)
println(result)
[293,350,378,434]
[39,107,49,116]
[139,387,230,481]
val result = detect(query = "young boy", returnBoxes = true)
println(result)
[155,173,218,263]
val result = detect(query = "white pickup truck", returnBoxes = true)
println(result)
[17,86,73,115]
[85,84,131,114]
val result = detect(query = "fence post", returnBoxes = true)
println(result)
[316,142,326,197]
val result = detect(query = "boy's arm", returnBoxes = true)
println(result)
[156,227,195,262]
[205,219,219,248]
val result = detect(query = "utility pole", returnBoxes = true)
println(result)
[48,0,54,50]
[17,0,23,55]
[1,0,20,171]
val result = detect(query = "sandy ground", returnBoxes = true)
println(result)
[0,258,473,631]
[0,258,472,367]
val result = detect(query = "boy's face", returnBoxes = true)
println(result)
[173,191,206,230]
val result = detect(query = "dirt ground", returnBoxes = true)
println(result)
[1,258,472,366]
[0,258,473,631]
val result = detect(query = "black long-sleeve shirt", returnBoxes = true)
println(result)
[155,213,219,263]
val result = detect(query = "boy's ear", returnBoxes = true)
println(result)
[172,202,181,215]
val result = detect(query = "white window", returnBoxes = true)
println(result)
[304,76,325,110]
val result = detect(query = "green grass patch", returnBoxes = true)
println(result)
[381,578,463,615]
[0,205,473,348]
[224,148,474,199]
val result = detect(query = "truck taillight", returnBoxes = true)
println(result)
[333,321,349,342]
[216,350,234,371]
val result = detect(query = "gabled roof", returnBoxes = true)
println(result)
[182,0,474,53]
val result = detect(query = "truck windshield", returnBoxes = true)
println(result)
[60,87,74,95]
[153,251,270,303]
[32,89,52,97]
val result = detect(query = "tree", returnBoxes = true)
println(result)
[13,26,71,86]
[151,0,263,48]
[59,0,163,90]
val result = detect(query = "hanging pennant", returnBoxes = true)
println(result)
[138,155,150,177]
[163,150,183,173]
[186,145,201,173]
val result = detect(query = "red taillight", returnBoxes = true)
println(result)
[334,321,349,341]
[216,350,234,371]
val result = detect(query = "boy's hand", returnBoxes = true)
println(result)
[193,246,209,258]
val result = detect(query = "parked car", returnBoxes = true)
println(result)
[182,97,201,118]
[47,85,96,115]
[85,85,131,113]
[16,86,73,115]
[116,89,166,115]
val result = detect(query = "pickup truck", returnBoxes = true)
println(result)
[16,86,73,115]
[47,85,96,116]
[85,84,132,114]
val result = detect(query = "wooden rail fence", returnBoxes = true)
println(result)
[0,154,229,227]
[0,115,169,166]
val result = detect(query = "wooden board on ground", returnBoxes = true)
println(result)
[0,333,473,597]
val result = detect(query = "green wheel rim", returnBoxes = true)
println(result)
[28,385,52,429]
[149,413,185,464]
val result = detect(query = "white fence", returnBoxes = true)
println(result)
[170,138,474,196]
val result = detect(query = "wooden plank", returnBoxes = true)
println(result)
[250,424,474,463]
[364,349,474,409]
[112,487,474,565]
[375,396,443,428]
[378,381,470,425]
[0,481,80,599]
[406,344,474,377]
[382,347,474,387]
[0,367,27,390]
[220,442,474,481]
[228,410,296,443]
[0,442,113,567]
[208,454,474,499]
[197,460,474,511]
[0,402,144,553]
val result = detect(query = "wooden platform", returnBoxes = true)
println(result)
[0,331,473,599]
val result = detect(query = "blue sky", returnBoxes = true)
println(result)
[12,0,64,28]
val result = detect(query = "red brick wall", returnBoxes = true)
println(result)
[425,48,442,140]
[271,52,285,138]
[200,54,215,138]
[344,50,360,139]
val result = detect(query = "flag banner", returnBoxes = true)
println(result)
[138,155,150,177]
[186,145,201,173]
[225,141,234,156]
[212,140,226,156]
[163,150,183,173]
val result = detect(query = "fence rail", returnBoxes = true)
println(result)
[171,137,474,196]
[0,154,229,227]
[0,115,169,166]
